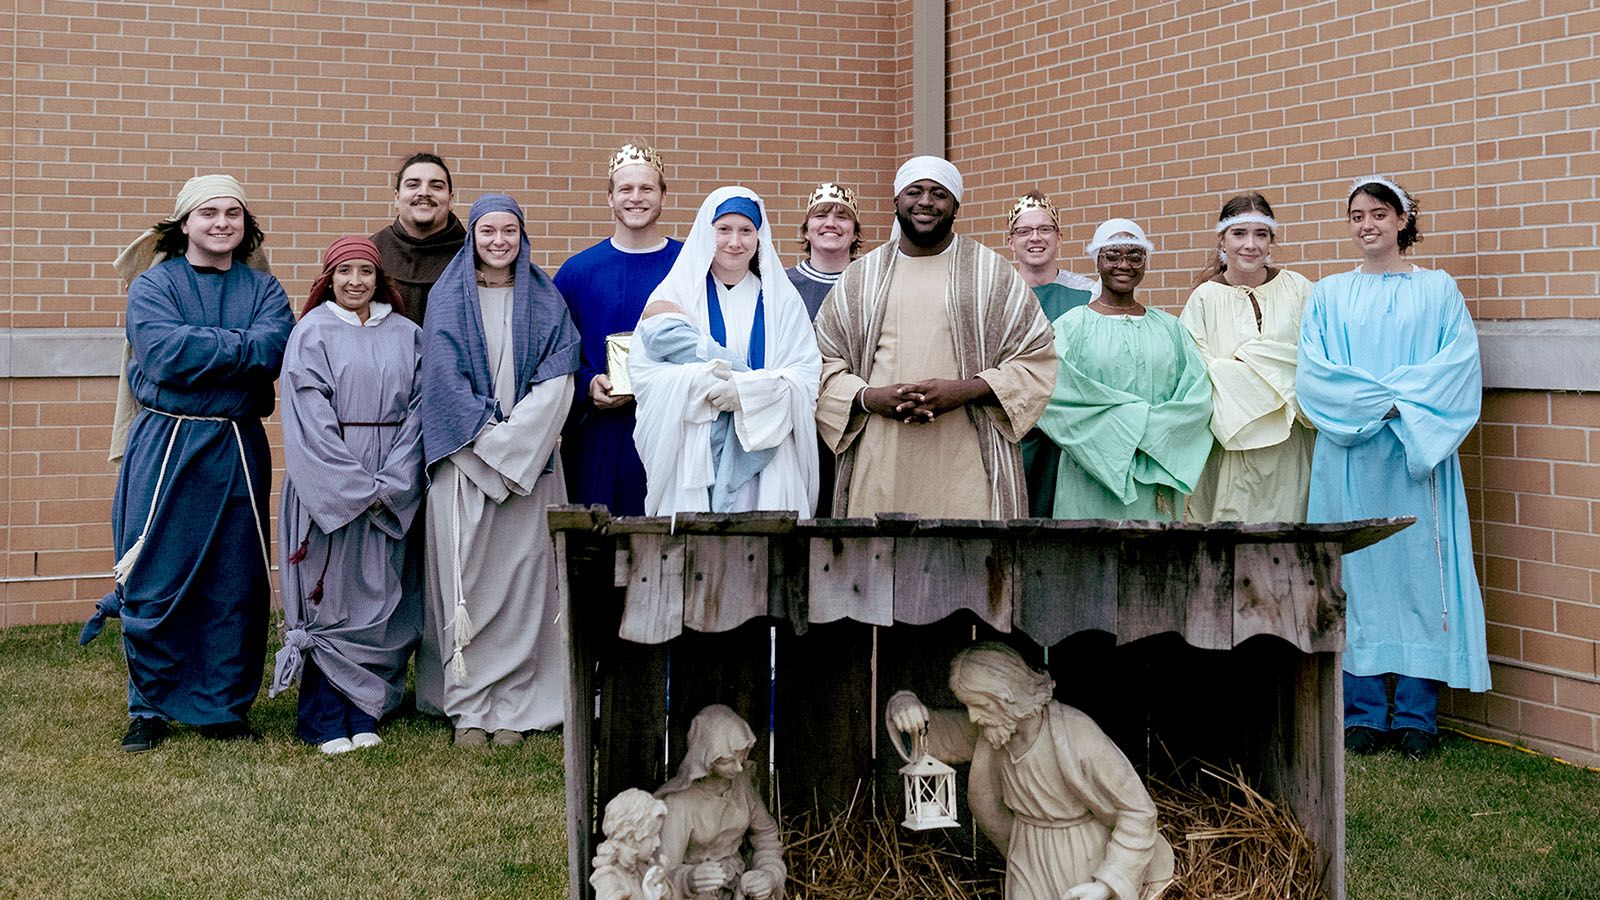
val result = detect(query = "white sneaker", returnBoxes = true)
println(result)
[319,737,354,755]
[350,732,382,749]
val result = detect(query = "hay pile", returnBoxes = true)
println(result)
[1152,767,1326,900]
[782,805,1003,899]
[780,767,1324,899]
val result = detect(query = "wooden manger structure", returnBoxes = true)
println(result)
[550,508,1410,900]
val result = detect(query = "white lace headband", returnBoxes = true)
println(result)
[1215,212,1277,234]
[1350,176,1413,215]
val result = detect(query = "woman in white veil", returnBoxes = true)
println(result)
[630,186,821,516]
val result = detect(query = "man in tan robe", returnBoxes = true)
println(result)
[889,643,1174,900]
[814,156,1056,518]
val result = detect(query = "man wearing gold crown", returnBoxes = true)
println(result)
[786,182,862,319]
[813,157,1056,518]
[1008,188,1100,302]
[786,182,862,514]
[1007,190,1094,516]
[555,143,684,516]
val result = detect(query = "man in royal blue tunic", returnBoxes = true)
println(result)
[554,143,683,515]
[88,175,295,752]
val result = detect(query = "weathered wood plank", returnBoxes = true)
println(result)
[1117,538,1233,649]
[1234,541,1344,653]
[618,534,685,645]
[684,535,770,633]
[807,535,894,626]
[767,535,809,632]
[556,531,595,900]
[1015,537,1118,646]
[892,536,1014,632]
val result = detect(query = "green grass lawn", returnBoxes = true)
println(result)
[3,621,1597,899]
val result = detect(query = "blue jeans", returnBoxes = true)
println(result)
[1345,672,1440,734]
[297,659,377,745]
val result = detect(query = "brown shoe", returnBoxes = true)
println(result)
[453,727,488,748]
[491,728,524,747]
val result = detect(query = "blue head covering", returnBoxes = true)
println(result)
[712,196,762,231]
[419,194,581,467]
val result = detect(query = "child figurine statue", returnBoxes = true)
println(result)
[592,788,674,900]
[887,642,1174,900]
[655,704,785,899]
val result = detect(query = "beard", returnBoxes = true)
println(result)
[978,716,1018,749]
[896,207,956,248]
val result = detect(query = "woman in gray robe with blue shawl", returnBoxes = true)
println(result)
[416,194,582,748]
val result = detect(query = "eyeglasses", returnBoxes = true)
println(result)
[1099,250,1147,268]
[1010,225,1059,238]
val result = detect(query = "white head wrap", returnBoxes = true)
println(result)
[893,155,963,201]
[1215,211,1278,234]
[1085,218,1154,260]
[112,174,261,287]
[890,156,963,241]
[1349,176,1413,215]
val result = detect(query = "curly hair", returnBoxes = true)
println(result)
[1349,181,1423,252]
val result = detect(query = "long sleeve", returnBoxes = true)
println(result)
[280,331,382,534]
[1179,288,1299,450]
[1132,328,1215,494]
[1296,285,1397,448]
[813,291,872,453]
[127,266,293,388]
[1072,720,1163,900]
[973,317,1058,442]
[473,374,576,495]
[1383,284,1481,479]
[370,333,427,539]
[1038,350,1151,505]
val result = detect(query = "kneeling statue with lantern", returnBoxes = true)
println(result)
[887,642,1174,900]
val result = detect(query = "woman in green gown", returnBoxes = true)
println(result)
[1038,219,1213,520]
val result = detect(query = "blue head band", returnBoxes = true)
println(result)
[712,196,762,231]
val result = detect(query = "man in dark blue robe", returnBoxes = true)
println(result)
[554,143,682,516]
[91,175,295,752]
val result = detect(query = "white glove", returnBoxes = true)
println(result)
[707,364,740,412]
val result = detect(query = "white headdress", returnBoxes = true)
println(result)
[890,156,963,242]
[1085,218,1154,260]
[1349,176,1413,215]
[1215,212,1278,234]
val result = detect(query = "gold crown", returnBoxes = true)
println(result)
[1008,192,1059,231]
[609,143,665,177]
[806,182,858,216]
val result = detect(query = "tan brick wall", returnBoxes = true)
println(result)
[1443,390,1600,759]
[0,0,911,625]
[945,0,1600,319]
[5,0,1600,763]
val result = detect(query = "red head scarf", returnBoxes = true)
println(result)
[302,236,407,317]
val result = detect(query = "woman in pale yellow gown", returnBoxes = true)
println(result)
[1179,192,1314,523]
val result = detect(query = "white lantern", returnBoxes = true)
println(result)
[893,729,959,830]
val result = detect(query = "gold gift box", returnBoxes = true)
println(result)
[605,332,634,397]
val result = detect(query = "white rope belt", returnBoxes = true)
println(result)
[447,466,476,684]
[112,409,273,592]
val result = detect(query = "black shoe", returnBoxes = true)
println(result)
[1344,726,1385,756]
[121,717,167,753]
[198,721,259,742]
[1395,728,1438,760]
